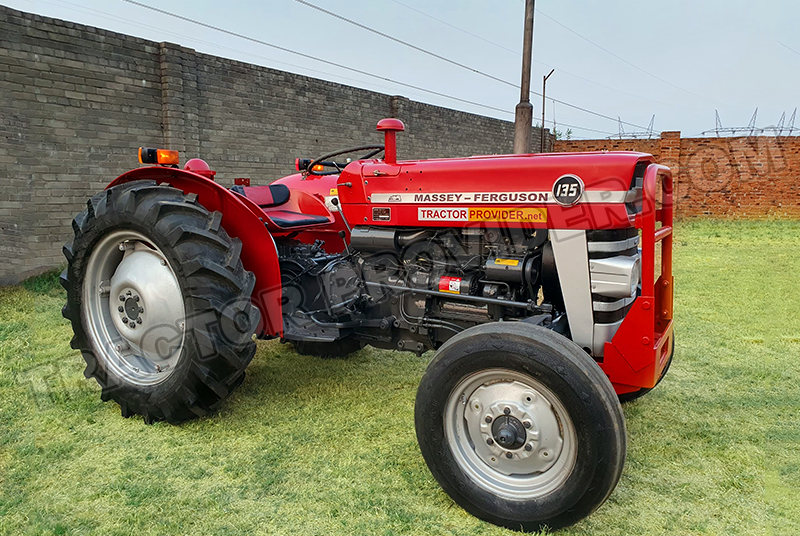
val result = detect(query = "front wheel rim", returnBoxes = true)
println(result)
[82,230,186,386]
[444,368,578,500]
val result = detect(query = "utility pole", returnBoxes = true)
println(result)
[541,68,554,152]
[513,0,535,154]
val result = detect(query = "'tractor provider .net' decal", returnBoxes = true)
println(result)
[373,192,551,204]
[371,189,627,204]
[418,207,547,223]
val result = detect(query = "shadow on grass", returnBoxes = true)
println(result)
[19,267,64,295]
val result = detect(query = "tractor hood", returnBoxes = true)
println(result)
[337,151,654,229]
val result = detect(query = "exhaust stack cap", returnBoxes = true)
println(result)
[376,118,405,165]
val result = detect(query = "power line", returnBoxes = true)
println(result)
[48,0,526,113]
[294,0,652,131]
[778,41,800,57]
[387,0,519,56]
[534,8,709,102]
[119,0,513,116]
[549,121,614,136]
[293,1,520,91]
[118,0,619,137]
[15,0,615,141]
[34,0,413,98]
[387,0,669,107]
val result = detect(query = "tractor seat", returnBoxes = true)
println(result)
[230,184,290,208]
[231,183,333,230]
[266,211,331,228]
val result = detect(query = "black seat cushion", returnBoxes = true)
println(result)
[268,210,330,228]
[230,184,290,208]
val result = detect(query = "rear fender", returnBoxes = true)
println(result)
[108,168,283,337]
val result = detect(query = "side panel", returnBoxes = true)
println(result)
[549,229,594,352]
[108,168,283,337]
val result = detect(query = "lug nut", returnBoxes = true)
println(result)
[505,452,513,459]
[126,290,132,296]
[119,295,125,301]
[485,415,492,423]
[523,421,531,429]
[138,307,144,313]
[118,306,124,313]
[134,295,139,302]
[504,407,511,415]
[129,322,136,328]
[136,317,142,324]
[122,317,128,323]
[525,444,533,451]
[486,438,494,445]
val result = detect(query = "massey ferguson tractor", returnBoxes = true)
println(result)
[61,118,674,531]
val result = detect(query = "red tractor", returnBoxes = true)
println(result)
[61,119,674,531]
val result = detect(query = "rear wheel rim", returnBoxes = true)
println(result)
[444,368,577,500]
[82,230,186,386]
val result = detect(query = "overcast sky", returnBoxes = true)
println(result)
[5,0,800,139]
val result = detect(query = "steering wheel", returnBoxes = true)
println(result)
[306,145,385,176]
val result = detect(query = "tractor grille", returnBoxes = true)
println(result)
[586,228,640,355]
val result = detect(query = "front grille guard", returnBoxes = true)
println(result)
[601,163,674,393]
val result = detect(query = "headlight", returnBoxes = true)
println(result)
[589,254,641,299]
[629,258,641,297]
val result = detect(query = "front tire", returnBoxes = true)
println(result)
[415,322,626,532]
[62,181,260,424]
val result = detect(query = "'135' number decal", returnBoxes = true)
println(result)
[557,183,578,197]
[552,175,584,206]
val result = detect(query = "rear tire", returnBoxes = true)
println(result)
[415,322,626,532]
[61,180,260,424]
[291,338,363,359]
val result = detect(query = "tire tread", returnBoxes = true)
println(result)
[61,180,259,424]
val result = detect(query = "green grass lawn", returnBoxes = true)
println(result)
[1,220,799,535]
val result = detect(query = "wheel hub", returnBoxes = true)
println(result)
[116,289,145,329]
[83,231,186,386]
[491,415,526,450]
[109,246,184,356]
[123,295,141,321]
[466,381,563,474]
[445,368,577,500]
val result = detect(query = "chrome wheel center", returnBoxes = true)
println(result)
[445,369,577,499]
[83,230,186,386]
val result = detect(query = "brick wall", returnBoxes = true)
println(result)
[556,133,800,218]
[0,5,551,285]
[0,7,164,284]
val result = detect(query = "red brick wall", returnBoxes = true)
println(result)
[555,133,800,218]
